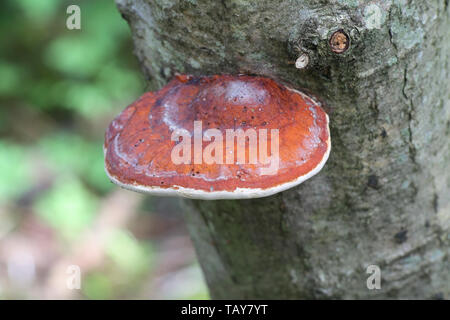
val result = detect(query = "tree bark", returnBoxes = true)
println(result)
[116,0,450,299]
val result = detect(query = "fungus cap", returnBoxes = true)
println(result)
[104,74,330,199]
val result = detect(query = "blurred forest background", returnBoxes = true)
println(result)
[0,0,208,299]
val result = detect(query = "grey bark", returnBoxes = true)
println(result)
[116,0,450,299]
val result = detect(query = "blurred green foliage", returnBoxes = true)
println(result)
[105,229,152,275]
[0,0,142,198]
[39,133,111,192]
[83,273,114,300]
[0,142,32,202]
[34,176,98,240]
[0,0,144,118]
[0,0,208,300]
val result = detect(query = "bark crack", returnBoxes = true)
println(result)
[389,9,418,167]
[402,64,417,165]
[388,28,397,54]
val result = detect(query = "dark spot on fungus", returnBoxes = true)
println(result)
[394,229,408,244]
[329,30,350,54]
[186,77,201,85]
[153,98,164,108]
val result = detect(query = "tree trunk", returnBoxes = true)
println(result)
[116,0,450,299]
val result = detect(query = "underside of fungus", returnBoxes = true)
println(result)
[104,74,330,199]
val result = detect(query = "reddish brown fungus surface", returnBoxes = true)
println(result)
[104,74,330,199]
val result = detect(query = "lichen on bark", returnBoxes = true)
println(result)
[116,0,450,299]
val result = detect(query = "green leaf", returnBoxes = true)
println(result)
[39,133,112,193]
[82,273,113,300]
[0,62,24,95]
[44,36,113,78]
[15,0,60,21]
[0,141,32,203]
[105,230,152,275]
[34,176,97,240]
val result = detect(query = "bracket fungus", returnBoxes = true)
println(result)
[104,74,330,199]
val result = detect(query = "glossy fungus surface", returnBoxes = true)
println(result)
[104,74,330,199]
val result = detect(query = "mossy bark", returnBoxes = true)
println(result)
[116,0,450,299]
